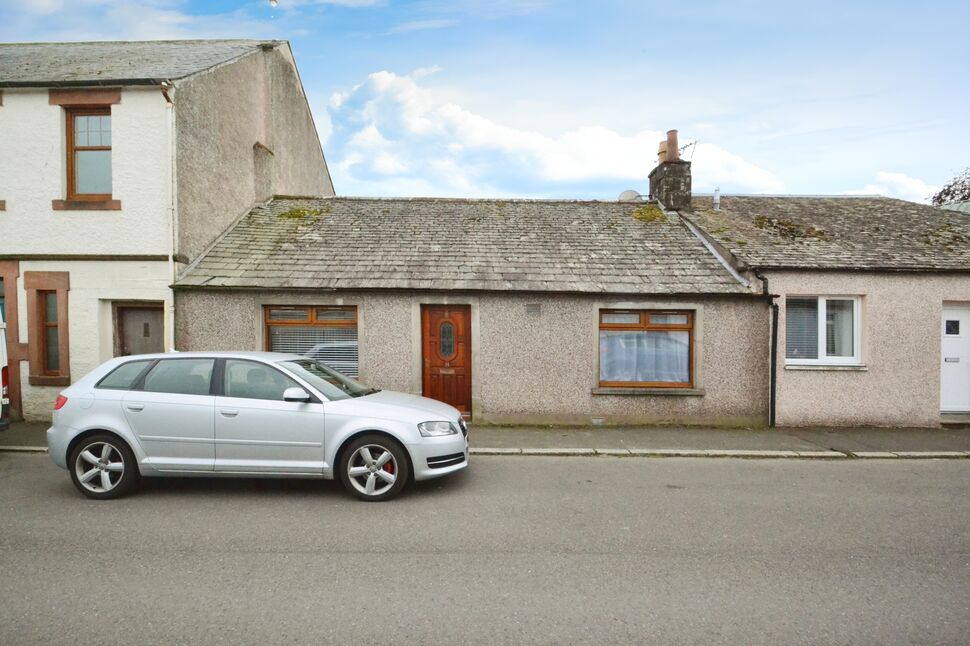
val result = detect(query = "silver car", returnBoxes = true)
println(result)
[47,352,469,501]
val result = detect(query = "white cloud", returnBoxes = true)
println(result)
[326,70,783,197]
[844,171,938,203]
[387,19,456,34]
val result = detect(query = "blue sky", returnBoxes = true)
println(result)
[4,0,968,202]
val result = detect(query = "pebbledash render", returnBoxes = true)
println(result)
[174,130,970,428]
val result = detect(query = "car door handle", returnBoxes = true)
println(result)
[125,403,144,412]
[220,409,239,417]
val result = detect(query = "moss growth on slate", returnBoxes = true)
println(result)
[630,204,665,222]
[753,214,827,240]
[277,205,331,220]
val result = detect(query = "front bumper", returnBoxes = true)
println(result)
[407,432,469,481]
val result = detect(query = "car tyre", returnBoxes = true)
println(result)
[338,434,410,502]
[68,433,139,500]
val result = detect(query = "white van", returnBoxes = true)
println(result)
[1,309,9,431]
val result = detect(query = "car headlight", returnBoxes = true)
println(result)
[418,421,458,437]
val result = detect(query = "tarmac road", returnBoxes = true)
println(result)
[1,452,968,645]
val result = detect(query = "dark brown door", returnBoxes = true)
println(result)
[116,305,164,356]
[422,305,472,415]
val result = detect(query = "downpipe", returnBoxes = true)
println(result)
[755,270,779,428]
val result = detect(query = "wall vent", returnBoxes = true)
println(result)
[526,303,541,315]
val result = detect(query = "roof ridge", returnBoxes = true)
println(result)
[0,39,272,46]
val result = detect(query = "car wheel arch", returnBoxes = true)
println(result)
[66,429,137,469]
[334,429,414,483]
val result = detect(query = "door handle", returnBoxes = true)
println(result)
[220,409,239,417]
[126,403,144,412]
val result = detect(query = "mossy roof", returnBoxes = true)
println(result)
[177,196,755,295]
[686,195,970,271]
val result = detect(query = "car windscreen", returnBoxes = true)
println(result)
[278,359,377,401]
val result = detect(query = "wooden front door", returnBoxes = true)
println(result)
[115,305,164,356]
[421,305,472,415]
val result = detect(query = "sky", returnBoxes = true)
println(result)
[3,0,968,202]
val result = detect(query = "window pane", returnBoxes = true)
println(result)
[75,150,112,194]
[316,308,354,321]
[599,330,690,383]
[945,320,959,336]
[786,298,818,359]
[601,312,640,325]
[45,326,60,372]
[224,360,297,401]
[439,322,455,357]
[98,360,153,390]
[100,115,111,145]
[650,313,688,325]
[268,308,309,321]
[142,359,214,396]
[826,299,854,357]
[269,325,358,377]
[44,292,58,323]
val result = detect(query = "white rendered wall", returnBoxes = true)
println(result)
[0,87,172,255]
[16,260,173,422]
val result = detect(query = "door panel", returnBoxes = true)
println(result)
[213,359,325,473]
[422,305,472,415]
[123,358,216,471]
[941,307,970,412]
[214,397,325,473]
[117,306,164,356]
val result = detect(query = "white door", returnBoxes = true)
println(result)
[941,307,970,412]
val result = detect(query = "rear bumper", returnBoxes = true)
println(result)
[47,424,72,469]
[407,433,469,481]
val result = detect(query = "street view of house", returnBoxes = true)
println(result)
[0,1,968,644]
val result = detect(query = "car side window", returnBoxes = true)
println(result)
[141,359,214,396]
[224,359,299,401]
[96,360,153,390]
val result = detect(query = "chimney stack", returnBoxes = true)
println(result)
[649,129,692,210]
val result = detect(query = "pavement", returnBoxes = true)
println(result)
[1,452,968,645]
[5,420,970,459]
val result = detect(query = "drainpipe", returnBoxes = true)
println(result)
[754,269,778,428]
[161,80,177,351]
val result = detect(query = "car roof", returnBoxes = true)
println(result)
[112,351,304,362]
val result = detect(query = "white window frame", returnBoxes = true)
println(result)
[785,295,862,366]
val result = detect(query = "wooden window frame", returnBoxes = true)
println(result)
[262,305,358,350]
[37,291,60,376]
[24,271,70,387]
[66,106,112,202]
[598,309,694,389]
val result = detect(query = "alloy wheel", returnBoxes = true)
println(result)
[346,444,398,497]
[74,441,125,494]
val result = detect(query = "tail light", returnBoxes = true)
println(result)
[54,394,68,411]
[1,365,7,398]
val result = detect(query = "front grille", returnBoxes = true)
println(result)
[427,452,466,469]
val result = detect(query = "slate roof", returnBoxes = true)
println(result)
[176,197,754,295]
[0,40,272,87]
[940,201,970,215]
[685,195,970,271]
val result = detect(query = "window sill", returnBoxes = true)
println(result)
[29,375,71,387]
[784,364,868,372]
[52,199,121,211]
[592,387,705,396]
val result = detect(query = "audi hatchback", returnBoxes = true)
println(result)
[47,352,469,501]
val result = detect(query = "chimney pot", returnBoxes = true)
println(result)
[666,129,680,162]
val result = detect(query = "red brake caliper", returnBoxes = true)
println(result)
[383,461,394,474]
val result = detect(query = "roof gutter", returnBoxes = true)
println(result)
[0,78,165,88]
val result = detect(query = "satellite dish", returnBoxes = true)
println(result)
[618,190,642,202]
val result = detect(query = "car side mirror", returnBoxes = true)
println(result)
[283,387,311,403]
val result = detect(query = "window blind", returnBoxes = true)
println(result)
[269,326,359,377]
[785,298,818,359]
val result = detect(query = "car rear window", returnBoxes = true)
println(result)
[96,360,154,391]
